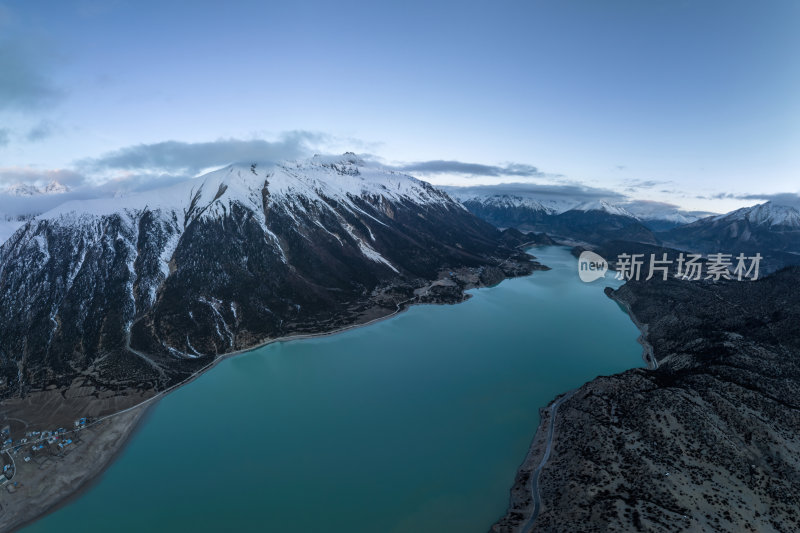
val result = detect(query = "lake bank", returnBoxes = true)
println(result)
[3,253,536,532]
[22,246,643,533]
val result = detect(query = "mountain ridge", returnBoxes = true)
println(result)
[0,155,537,428]
[493,258,800,532]
[3,180,70,197]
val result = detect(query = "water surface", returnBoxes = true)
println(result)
[26,246,643,532]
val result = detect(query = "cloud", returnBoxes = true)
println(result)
[0,132,335,213]
[727,192,800,209]
[0,166,208,220]
[443,184,721,219]
[623,178,670,192]
[0,167,94,218]
[626,179,667,188]
[0,167,204,219]
[25,120,56,142]
[393,160,548,178]
[0,121,58,147]
[92,172,194,194]
[80,131,326,176]
[623,199,715,219]
[3,132,331,197]
[625,199,681,211]
[0,39,63,112]
[441,182,626,203]
[0,187,99,219]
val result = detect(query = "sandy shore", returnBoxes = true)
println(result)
[0,305,406,533]
[0,405,150,533]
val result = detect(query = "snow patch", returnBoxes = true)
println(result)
[717,201,800,228]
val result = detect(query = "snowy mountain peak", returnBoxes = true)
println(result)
[637,211,696,224]
[0,152,521,390]
[310,151,366,166]
[571,200,637,218]
[716,202,800,228]
[459,194,555,213]
[3,180,69,196]
[38,155,453,223]
[4,184,40,197]
[44,180,70,194]
[445,190,578,214]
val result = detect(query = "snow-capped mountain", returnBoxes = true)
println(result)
[552,203,657,244]
[446,191,576,214]
[620,205,703,231]
[4,184,40,197]
[570,200,637,218]
[460,194,557,214]
[0,154,533,408]
[42,155,448,221]
[661,201,800,271]
[2,180,70,196]
[638,211,696,225]
[0,181,72,244]
[563,199,700,227]
[445,186,706,236]
[714,201,800,228]
[43,181,70,194]
[449,191,656,243]
[450,194,557,229]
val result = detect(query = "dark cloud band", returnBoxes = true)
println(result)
[711,192,800,209]
[80,131,326,174]
[441,182,626,202]
[394,160,546,178]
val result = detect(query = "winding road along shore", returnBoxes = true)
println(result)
[520,389,576,533]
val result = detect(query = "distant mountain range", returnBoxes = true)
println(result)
[452,193,660,243]
[0,182,71,242]
[3,159,799,414]
[447,189,702,229]
[2,180,70,196]
[447,188,800,271]
[660,201,800,267]
[0,154,534,420]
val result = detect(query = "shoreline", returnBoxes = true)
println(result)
[490,388,576,533]
[15,254,539,531]
[97,246,548,431]
[519,388,577,533]
[606,289,658,370]
[5,406,151,533]
[492,278,657,532]
[11,303,412,533]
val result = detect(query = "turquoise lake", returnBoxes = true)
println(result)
[25,246,643,532]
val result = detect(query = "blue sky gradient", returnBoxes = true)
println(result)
[1,0,798,212]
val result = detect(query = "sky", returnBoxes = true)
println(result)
[1,0,799,215]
